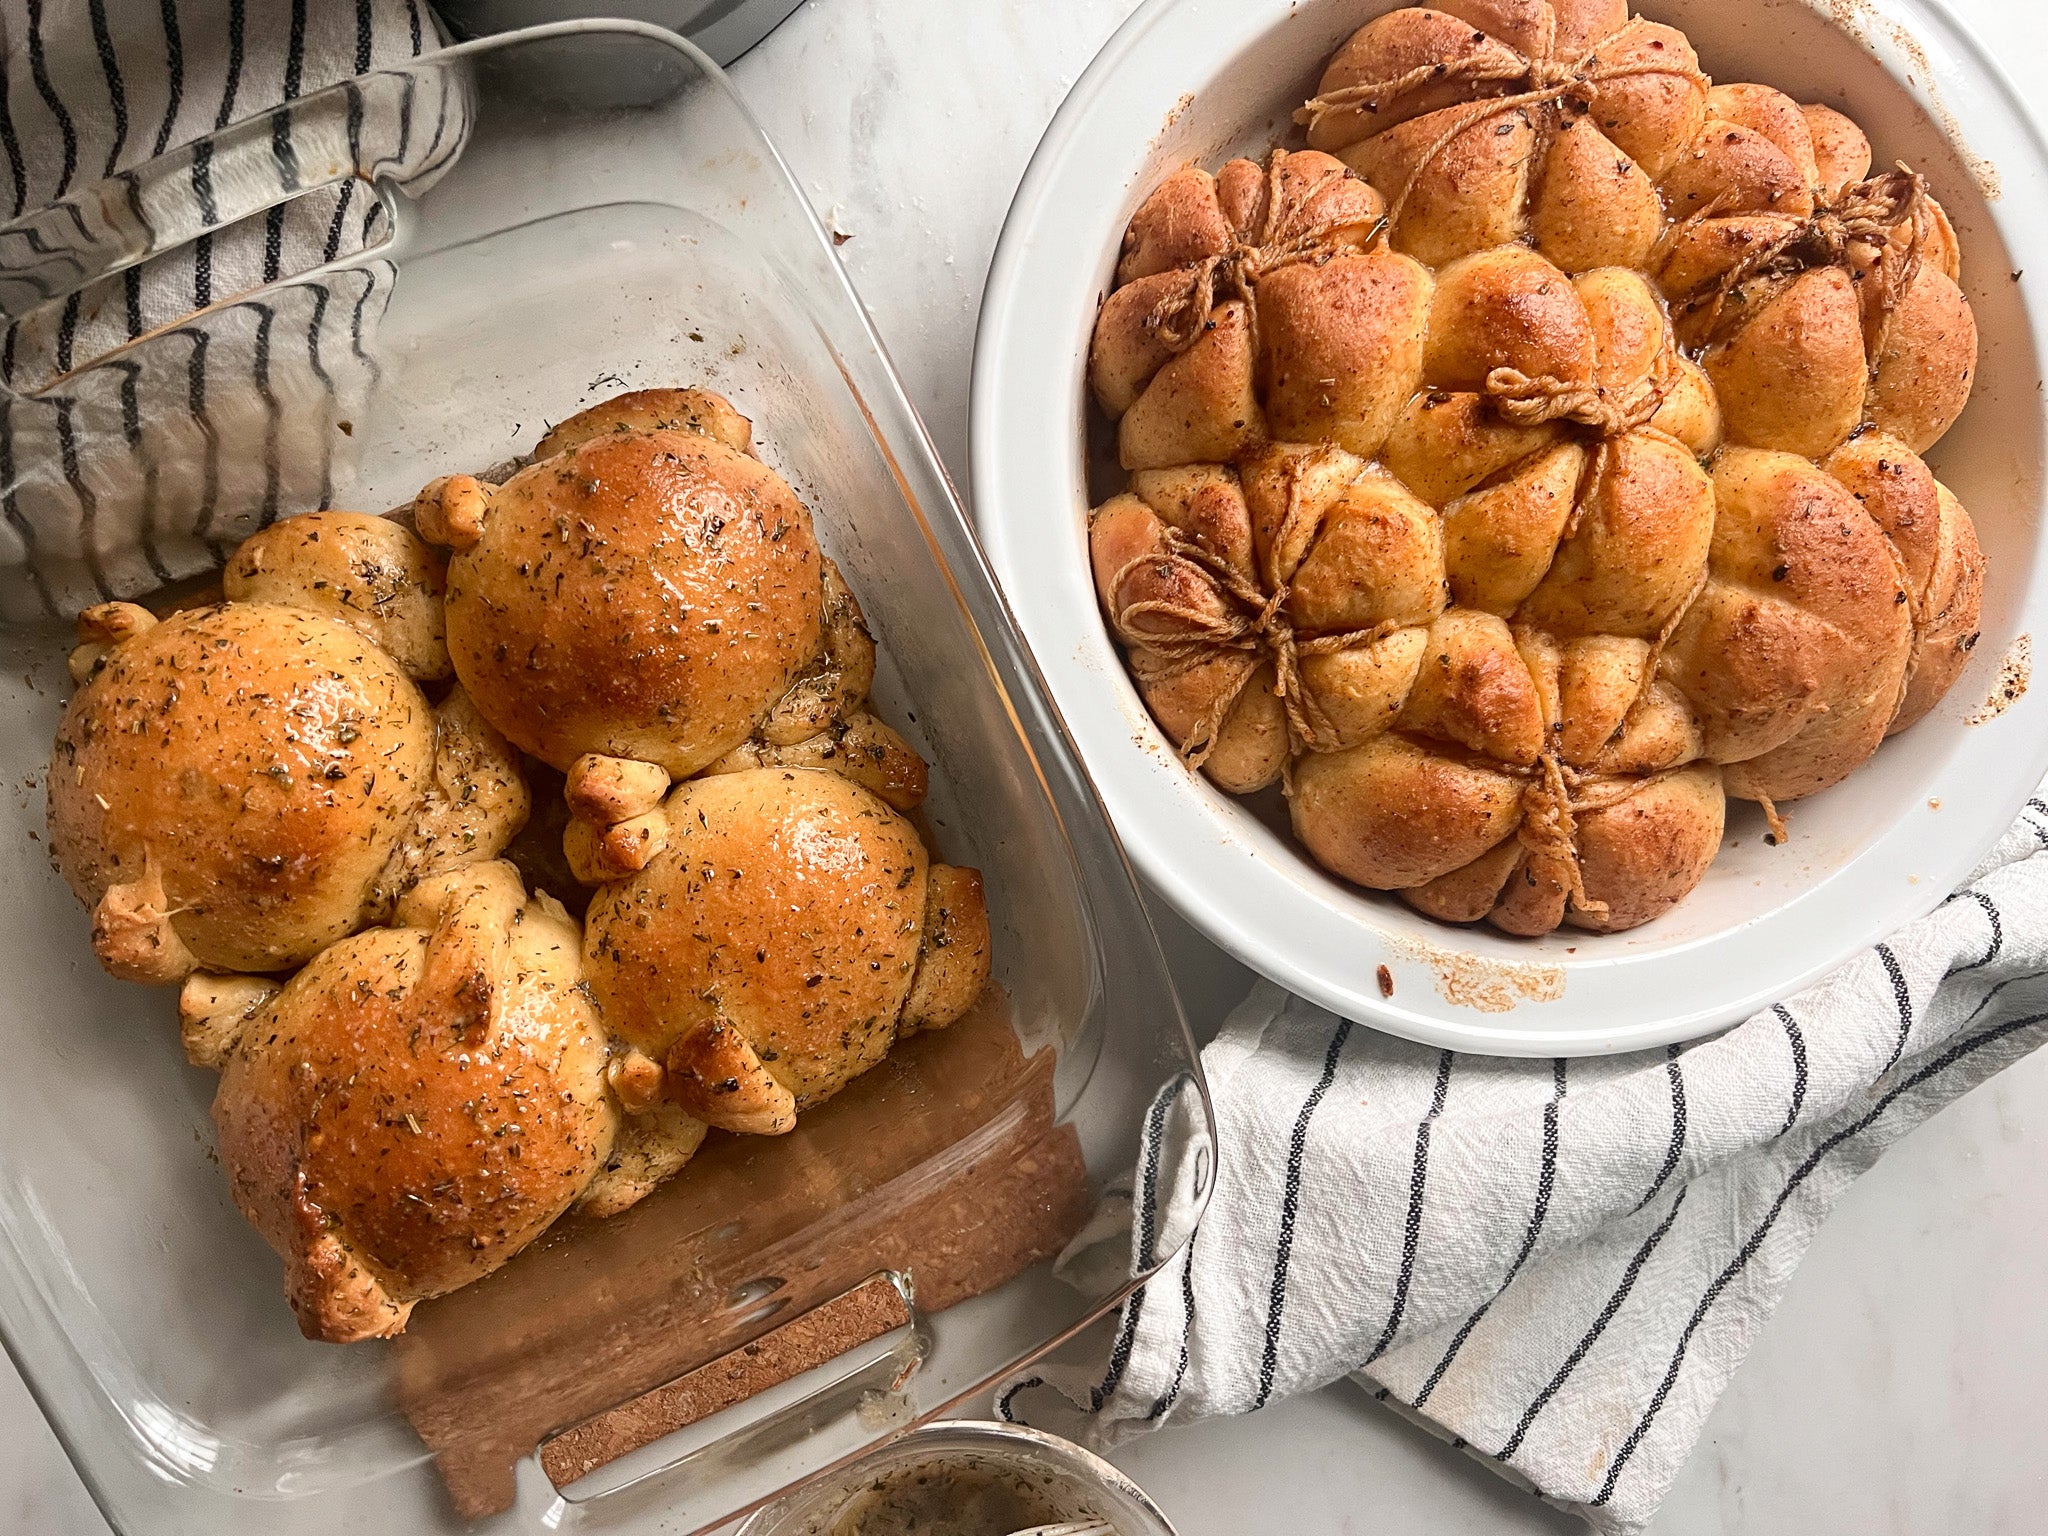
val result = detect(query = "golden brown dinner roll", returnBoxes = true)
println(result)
[1089,149,1428,471]
[1298,3,1707,269]
[582,768,990,1136]
[421,419,825,779]
[1089,473,1290,793]
[1660,446,1958,808]
[223,510,452,681]
[1652,83,1976,459]
[416,388,931,878]
[49,581,527,983]
[1822,430,1986,731]
[197,861,629,1342]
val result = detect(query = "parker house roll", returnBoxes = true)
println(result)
[411,389,928,887]
[1084,3,1984,936]
[48,514,527,984]
[583,767,990,1139]
[185,861,655,1343]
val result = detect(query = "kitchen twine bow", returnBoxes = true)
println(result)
[1661,165,1932,366]
[1292,15,1711,237]
[1142,149,1385,359]
[1105,444,1401,766]
[1481,353,1689,548]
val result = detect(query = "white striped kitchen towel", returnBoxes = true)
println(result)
[1003,787,2048,1534]
[0,0,470,621]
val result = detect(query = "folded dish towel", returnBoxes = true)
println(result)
[0,0,468,622]
[1003,785,2048,1533]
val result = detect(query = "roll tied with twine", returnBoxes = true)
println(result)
[1296,3,1712,271]
[1652,82,1976,458]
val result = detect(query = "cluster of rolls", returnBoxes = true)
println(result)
[1087,0,1984,937]
[47,388,990,1341]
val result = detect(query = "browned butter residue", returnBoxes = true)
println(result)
[1387,932,1566,1014]
[1824,0,2001,199]
[1966,632,2030,723]
[822,1459,1100,1536]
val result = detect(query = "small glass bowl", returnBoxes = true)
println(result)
[737,1421,1178,1536]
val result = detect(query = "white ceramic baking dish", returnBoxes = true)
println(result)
[972,0,2048,1054]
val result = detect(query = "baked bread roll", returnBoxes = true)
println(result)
[1654,89,1975,458]
[222,509,453,681]
[1296,1,1708,269]
[412,389,927,883]
[48,520,527,982]
[582,768,990,1136]
[420,394,824,777]
[1090,149,1424,473]
[188,861,650,1342]
[1083,14,1987,935]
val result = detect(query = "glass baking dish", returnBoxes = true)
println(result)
[0,22,1211,1535]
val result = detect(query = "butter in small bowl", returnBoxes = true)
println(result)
[829,1456,1098,1534]
[742,1421,1175,1536]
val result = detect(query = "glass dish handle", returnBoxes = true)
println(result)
[534,1271,931,1528]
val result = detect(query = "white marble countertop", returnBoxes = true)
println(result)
[8,1,2048,1531]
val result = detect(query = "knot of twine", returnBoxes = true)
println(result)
[1294,53,1537,141]
[1293,17,1709,236]
[1145,149,1386,356]
[1505,752,1604,917]
[1483,365,1672,437]
[1479,361,1685,552]
[1107,449,1399,764]
[1667,166,1930,362]
[1501,755,1696,919]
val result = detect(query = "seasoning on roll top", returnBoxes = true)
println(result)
[47,515,528,984]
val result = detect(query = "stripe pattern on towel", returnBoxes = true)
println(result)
[0,0,471,621]
[1002,798,2048,1536]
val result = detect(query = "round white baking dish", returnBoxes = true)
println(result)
[972,0,2048,1054]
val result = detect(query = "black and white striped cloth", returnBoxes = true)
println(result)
[1004,787,2048,1533]
[0,0,470,622]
